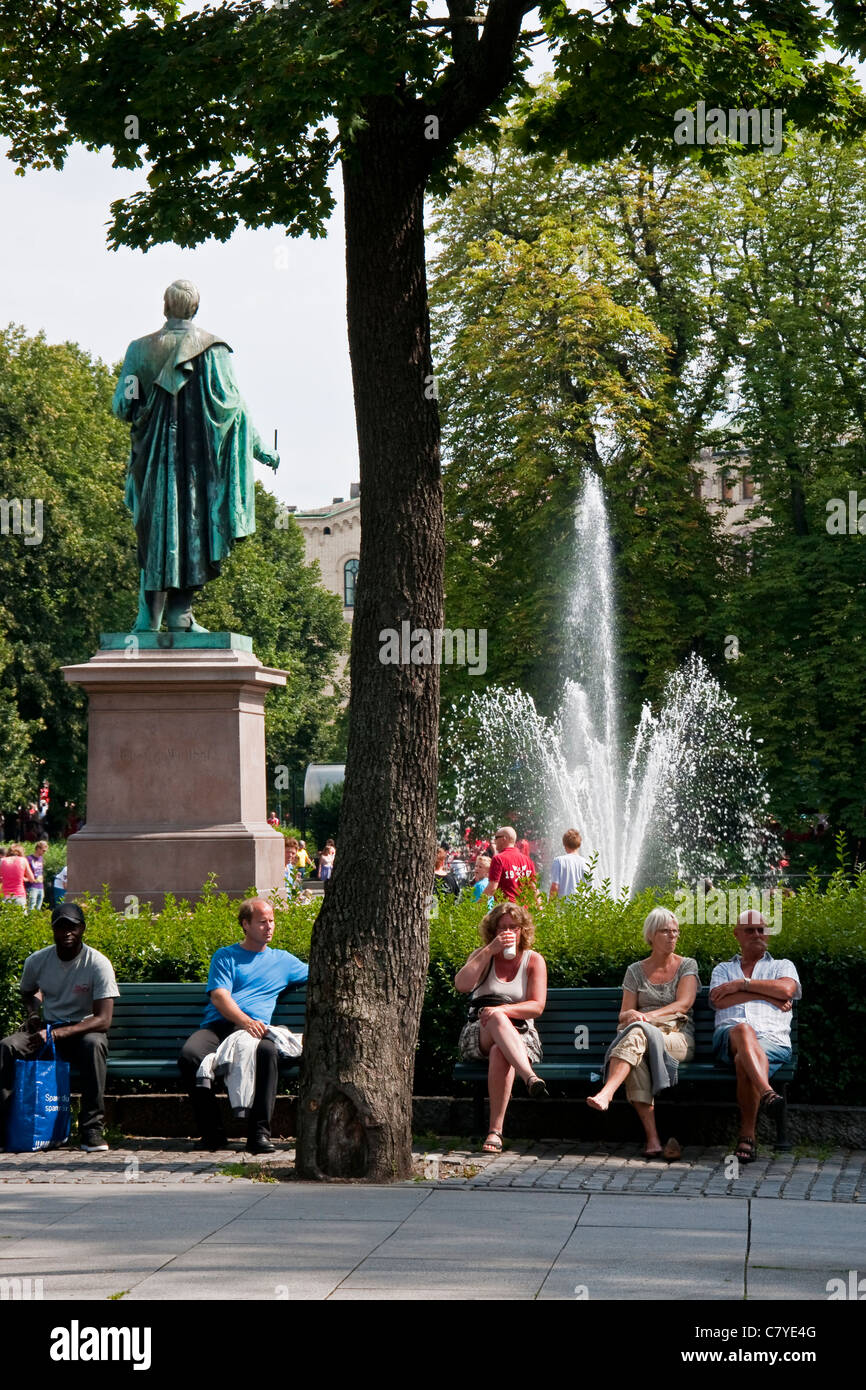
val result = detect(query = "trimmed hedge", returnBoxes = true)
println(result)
[1,872,863,1105]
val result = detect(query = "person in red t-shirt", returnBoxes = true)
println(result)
[486,827,537,904]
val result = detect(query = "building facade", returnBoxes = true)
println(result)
[291,483,361,622]
[694,448,765,535]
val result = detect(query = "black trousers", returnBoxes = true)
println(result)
[178,1021,278,1136]
[0,1029,108,1142]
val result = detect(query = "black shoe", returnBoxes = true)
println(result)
[80,1129,109,1152]
[246,1128,276,1156]
[199,1130,229,1151]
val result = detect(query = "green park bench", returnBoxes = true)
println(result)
[98,981,308,1083]
[453,986,798,1149]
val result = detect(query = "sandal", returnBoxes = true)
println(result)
[734,1136,757,1164]
[482,1130,503,1153]
[527,1075,549,1099]
[759,1089,783,1114]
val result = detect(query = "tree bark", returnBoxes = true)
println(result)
[296,105,444,1180]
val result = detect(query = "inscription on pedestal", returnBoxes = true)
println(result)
[119,747,216,764]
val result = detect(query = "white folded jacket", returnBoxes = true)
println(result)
[195,1025,303,1117]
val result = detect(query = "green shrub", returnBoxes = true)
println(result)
[420,872,866,1104]
[2,870,863,1105]
[0,880,317,1037]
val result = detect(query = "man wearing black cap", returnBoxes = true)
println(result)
[0,903,119,1151]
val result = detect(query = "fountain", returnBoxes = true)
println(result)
[444,473,776,894]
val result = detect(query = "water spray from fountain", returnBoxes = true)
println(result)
[444,473,777,895]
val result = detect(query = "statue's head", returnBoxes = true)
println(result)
[163,279,200,320]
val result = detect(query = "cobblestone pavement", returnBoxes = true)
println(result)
[0,1138,863,1199]
[467,1140,866,1201]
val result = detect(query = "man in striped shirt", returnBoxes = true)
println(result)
[709,910,801,1162]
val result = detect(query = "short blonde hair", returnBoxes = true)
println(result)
[479,902,536,949]
[643,907,677,944]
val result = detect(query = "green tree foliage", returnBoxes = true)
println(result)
[0,326,138,810]
[430,128,730,720]
[432,129,866,868]
[702,138,866,867]
[307,780,343,848]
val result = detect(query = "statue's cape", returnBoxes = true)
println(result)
[111,321,265,592]
[118,319,231,397]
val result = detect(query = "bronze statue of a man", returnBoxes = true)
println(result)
[113,280,278,632]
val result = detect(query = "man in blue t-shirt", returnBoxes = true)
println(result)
[178,898,308,1153]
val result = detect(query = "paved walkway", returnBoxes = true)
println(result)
[1,1142,863,1300]
[1,1139,863,1201]
[1,1177,863,1300]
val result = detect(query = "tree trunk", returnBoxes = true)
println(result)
[296,108,443,1180]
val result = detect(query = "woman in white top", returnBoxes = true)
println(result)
[455,903,548,1154]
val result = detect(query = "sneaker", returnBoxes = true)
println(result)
[80,1131,109,1152]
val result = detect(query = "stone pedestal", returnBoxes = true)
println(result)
[62,634,287,908]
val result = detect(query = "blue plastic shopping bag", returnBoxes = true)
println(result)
[6,1024,72,1152]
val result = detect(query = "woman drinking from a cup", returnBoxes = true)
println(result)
[455,903,548,1153]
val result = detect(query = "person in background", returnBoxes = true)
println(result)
[53,864,68,906]
[487,827,536,904]
[296,841,311,873]
[283,837,301,898]
[434,846,462,902]
[267,811,280,829]
[26,840,48,911]
[318,839,336,880]
[471,855,493,907]
[549,829,589,900]
[0,844,35,906]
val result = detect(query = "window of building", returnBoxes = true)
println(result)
[743,476,755,500]
[344,558,359,607]
[323,526,331,536]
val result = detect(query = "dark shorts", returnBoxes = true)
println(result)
[713,1027,792,1076]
